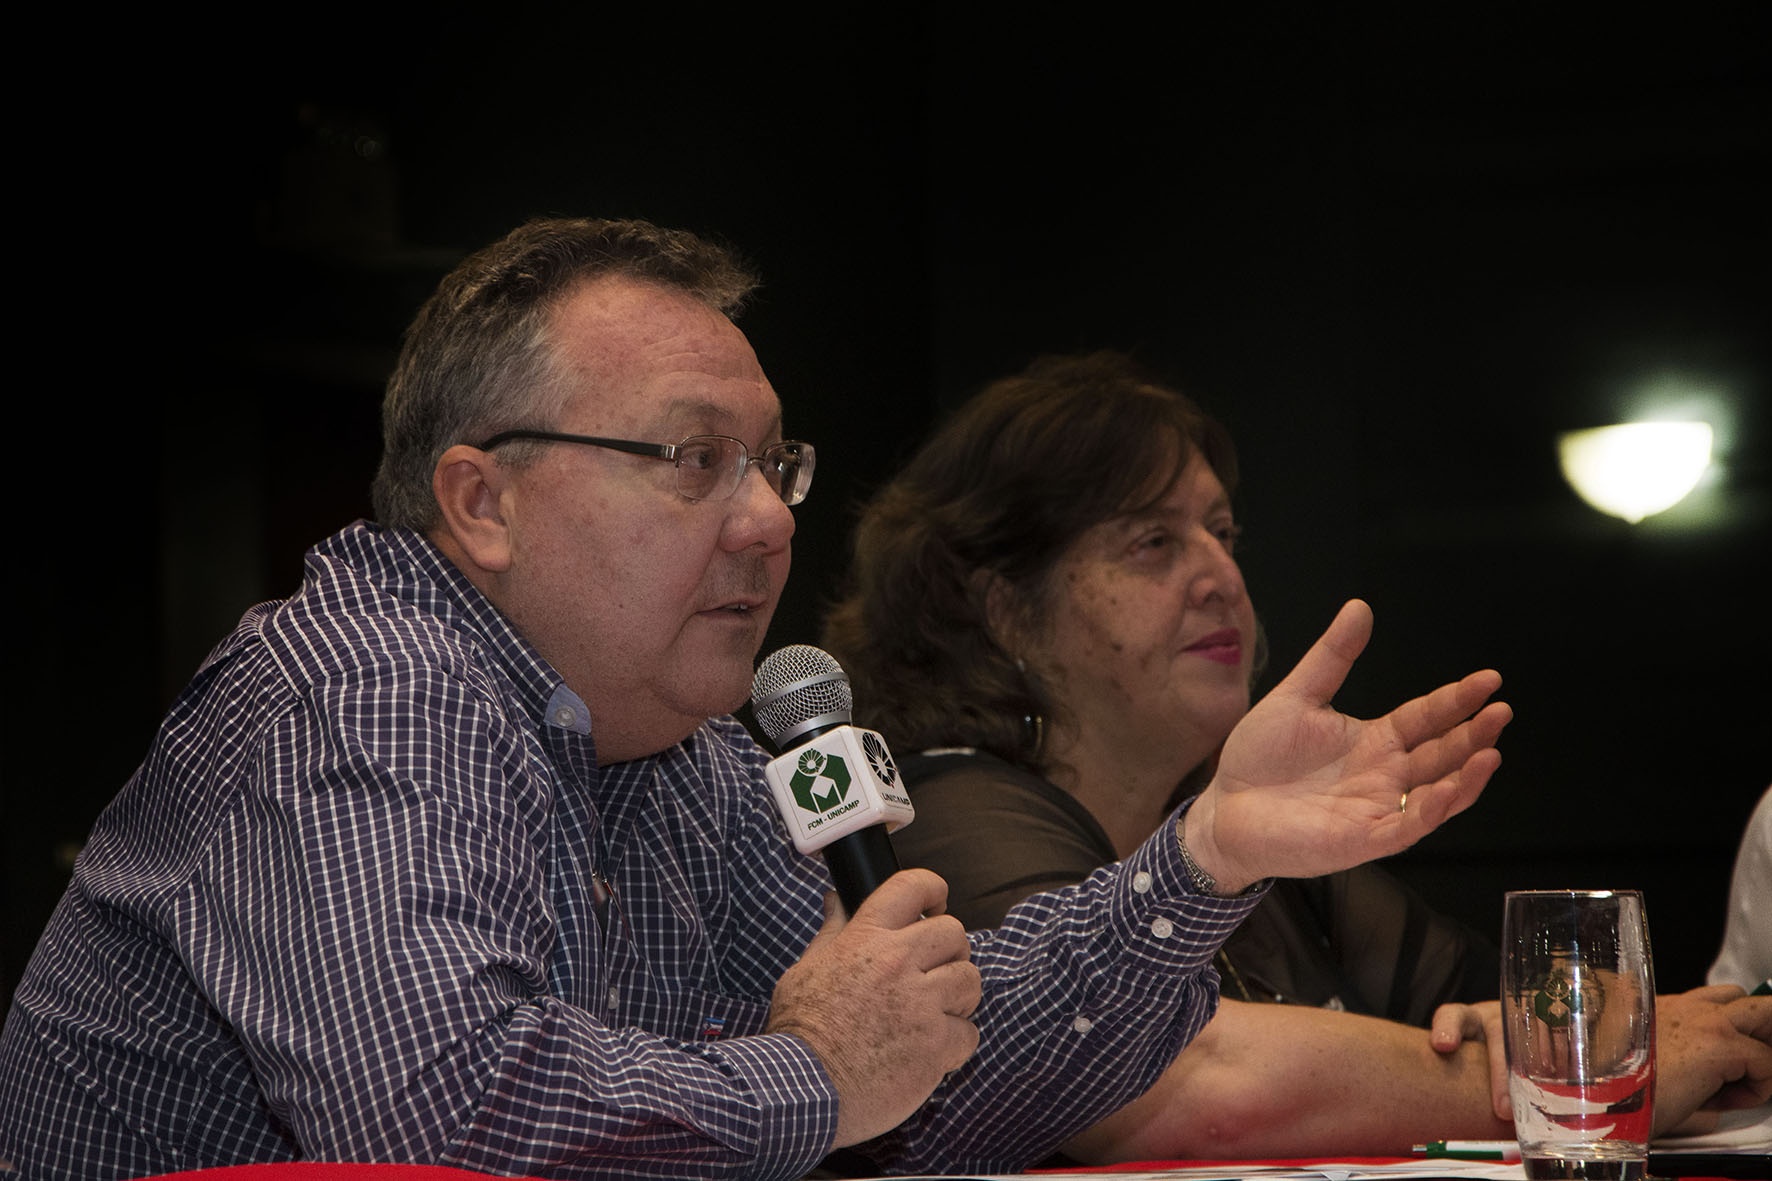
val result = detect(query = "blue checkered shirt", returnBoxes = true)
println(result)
[0,522,1260,1180]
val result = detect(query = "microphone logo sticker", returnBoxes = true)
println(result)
[790,747,854,815]
[861,730,898,787]
[763,725,913,851]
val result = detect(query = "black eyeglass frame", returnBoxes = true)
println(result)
[475,428,815,506]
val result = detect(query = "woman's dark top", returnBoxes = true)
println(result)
[895,749,1496,1026]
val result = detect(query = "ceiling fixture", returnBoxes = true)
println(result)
[1556,422,1713,524]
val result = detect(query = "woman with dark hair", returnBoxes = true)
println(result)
[822,351,1772,1161]
[824,351,1491,1015]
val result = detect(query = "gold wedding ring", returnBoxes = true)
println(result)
[1399,792,1409,814]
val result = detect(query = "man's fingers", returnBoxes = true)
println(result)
[851,868,951,930]
[902,912,972,973]
[928,958,984,1020]
[1724,994,1772,1041]
[936,1011,982,1074]
[1709,1080,1772,1110]
[1720,997,1772,1105]
[1272,599,1373,707]
[1684,983,1747,1004]
[800,891,847,954]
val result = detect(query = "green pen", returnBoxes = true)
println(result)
[1752,978,1771,996]
[1413,1140,1521,1161]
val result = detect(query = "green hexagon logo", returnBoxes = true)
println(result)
[789,747,852,814]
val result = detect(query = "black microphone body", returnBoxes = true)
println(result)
[821,824,902,917]
[752,647,916,916]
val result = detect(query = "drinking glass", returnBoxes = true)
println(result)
[1501,890,1656,1180]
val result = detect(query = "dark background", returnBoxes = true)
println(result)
[9,5,1769,1008]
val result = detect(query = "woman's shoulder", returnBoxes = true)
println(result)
[891,747,1119,929]
[901,747,1053,791]
[900,749,1095,825]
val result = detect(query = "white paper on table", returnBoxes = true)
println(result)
[875,1161,1526,1180]
[1043,1166,1522,1181]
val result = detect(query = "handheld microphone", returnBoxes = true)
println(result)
[751,645,915,915]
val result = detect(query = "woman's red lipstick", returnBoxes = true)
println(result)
[1185,628,1243,666]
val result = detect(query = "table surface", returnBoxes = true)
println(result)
[136,1151,1772,1181]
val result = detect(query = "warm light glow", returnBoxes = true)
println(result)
[1557,422,1713,523]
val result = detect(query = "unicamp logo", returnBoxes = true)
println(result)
[861,731,897,786]
[789,747,852,814]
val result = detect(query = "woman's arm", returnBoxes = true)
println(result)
[1063,998,1511,1162]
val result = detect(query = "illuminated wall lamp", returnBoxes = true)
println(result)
[1556,422,1713,524]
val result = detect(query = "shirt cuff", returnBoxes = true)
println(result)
[1103,797,1270,974]
[702,1030,840,1179]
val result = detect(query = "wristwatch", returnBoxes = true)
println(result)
[1174,803,1269,897]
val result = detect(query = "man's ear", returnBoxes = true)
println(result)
[433,444,514,573]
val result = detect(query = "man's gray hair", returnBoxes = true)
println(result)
[371,216,761,530]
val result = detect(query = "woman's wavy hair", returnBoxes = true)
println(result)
[821,350,1241,773]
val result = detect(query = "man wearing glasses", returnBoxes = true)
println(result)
[0,217,1511,1179]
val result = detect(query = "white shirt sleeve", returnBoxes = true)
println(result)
[1707,785,1772,991]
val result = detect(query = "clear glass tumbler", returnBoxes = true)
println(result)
[1501,889,1655,1180]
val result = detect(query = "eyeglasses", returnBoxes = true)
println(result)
[476,429,816,506]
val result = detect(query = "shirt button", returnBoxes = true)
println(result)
[1131,871,1153,894]
[553,706,578,727]
[1071,1016,1094,1034]
[1150,917,1174,939]
[608,987,620,1008]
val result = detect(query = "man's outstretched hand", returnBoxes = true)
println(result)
[1185,600,1512,894]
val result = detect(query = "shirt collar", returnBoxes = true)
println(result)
[327,522,579,737]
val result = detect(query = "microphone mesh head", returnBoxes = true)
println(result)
[751,644,853,747]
